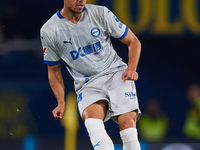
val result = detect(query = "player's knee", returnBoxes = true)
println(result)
[82,100,108,121]
[82,111,103,121]
[119,119,135,130]
[118,111,137,130]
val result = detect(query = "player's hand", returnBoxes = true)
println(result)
[52,102,66,120]
[122,69,139,82]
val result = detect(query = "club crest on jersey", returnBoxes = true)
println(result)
[91,27,100,37]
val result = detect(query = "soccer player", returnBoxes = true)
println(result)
[40,0,141,150]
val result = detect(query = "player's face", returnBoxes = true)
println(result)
[65,0,86,14]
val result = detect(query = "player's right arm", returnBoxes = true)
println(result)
[40,26,65,120]
[48,63,66,120]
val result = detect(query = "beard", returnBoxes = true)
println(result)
[69,7,83,14]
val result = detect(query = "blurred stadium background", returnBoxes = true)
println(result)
[0,0,200,150]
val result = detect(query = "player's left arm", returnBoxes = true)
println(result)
[120,28,141,82]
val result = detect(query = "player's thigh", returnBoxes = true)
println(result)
[118,111,137,131]
[82,100,108,121]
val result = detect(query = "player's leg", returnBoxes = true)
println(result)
[118,111,141,150]
[82,100,108,121]
[83,100,114,150]
[104,70,141,150]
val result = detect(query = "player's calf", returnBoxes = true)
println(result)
[120,128,141,150]
[85,118,114,150]
[118,111,140,150]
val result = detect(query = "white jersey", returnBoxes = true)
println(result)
[40,4,128,92]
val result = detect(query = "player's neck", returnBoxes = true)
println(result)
[61,8,82,24]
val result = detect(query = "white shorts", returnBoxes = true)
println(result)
[76,70,141,122]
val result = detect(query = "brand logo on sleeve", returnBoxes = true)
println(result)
[114,15,123,29]
[43,47,47,56]
[91,27,101,37]
[114,15,120,22]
